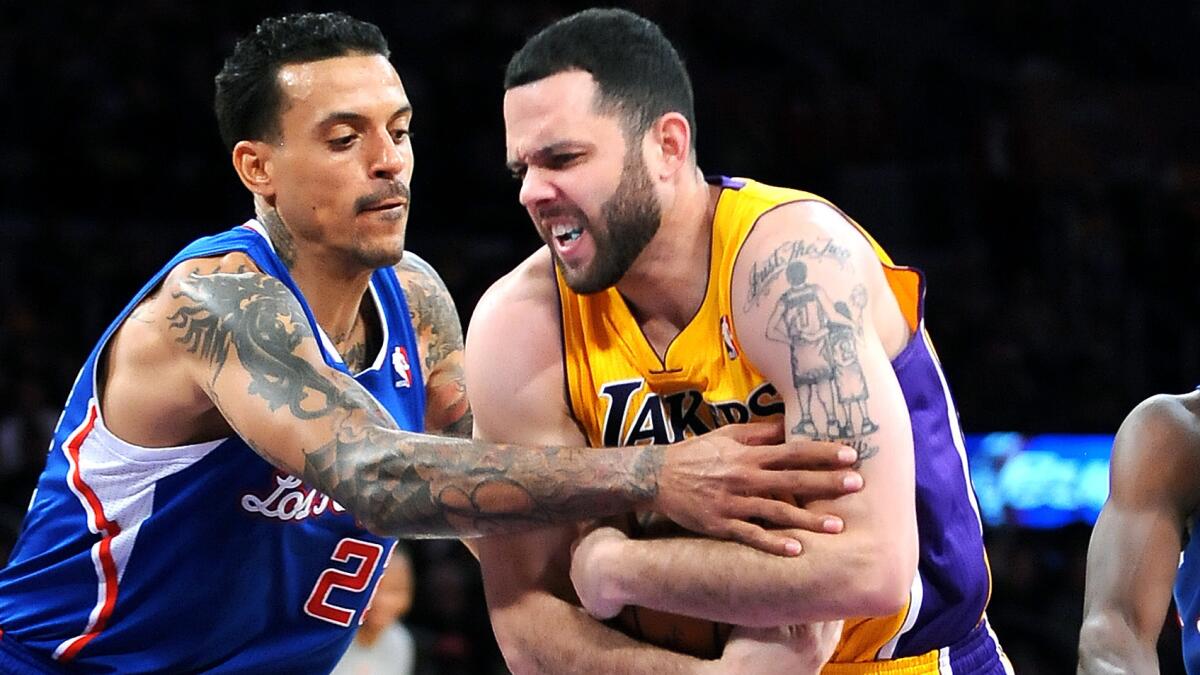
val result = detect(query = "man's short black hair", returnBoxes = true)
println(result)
[504,8,696,147]
[214,12,390,151]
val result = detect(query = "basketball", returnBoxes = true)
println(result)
[607,511,734,659]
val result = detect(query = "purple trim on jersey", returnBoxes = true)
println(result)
[944,620,1009,673]
[888,328,991,656]
[705,174,747,189]
[0,223,426,673]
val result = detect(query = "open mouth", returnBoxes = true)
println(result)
[551,223,583,245]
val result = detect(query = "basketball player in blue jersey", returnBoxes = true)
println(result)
[1079,391,1200,673]
[0,12,865,674]
[465,8,1011,673]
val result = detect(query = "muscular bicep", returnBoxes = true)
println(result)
[161,258,399,478]
[730,205,916,551]
[1082,398,1200,646]
[395,252,471,437]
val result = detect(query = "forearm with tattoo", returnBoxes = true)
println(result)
[169,269,660,537]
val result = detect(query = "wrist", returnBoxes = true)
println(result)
[634,446,666,510]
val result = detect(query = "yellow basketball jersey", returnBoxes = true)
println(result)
[556,177,1004,671]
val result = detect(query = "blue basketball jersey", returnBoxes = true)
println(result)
[0,220,426,673]
[1178,519,1200,673]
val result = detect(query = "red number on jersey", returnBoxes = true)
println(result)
[304,538,385,627]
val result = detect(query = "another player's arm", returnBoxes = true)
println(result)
[1078,396,1200,674]
[158,253,846,544]
[465,274,833,674]
[571,203,919,626]
[393,251,470,437]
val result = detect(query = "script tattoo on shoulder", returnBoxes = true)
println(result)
[745,238,853,311]
[166,267,640,536]
[758,250,879,465]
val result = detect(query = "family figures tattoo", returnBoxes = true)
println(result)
[754,240,880,461]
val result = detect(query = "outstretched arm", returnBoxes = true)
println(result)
[1078,395,1200,673]
[151,253,841,544]
[570,202,919,626]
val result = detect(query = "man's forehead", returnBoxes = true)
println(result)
[277,54,408,116]
[504,72,616,158]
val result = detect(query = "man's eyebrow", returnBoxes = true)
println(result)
[505,141,587,173]
[318,104,413,128]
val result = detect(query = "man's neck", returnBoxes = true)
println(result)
[258,207,374,357]
[615,169,717,332]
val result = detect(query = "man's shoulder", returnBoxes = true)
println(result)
[1124,391,1200,447]
[471,247,559,330]
[1111,391,1200,498]
[465,247,561,386]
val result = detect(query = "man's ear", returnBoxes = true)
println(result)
[231,140,276,199]
[648,112,692,179]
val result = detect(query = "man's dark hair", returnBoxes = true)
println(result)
[214,12,390,151]
[504,8,695,147]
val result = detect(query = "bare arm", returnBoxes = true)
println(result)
[394,251,471,437]
[139,251,850,544]
[466,264,837,674]
[571,204,919,626]
[1078,395,1200,673]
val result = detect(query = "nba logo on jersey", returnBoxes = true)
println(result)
[392,346,412,388]
[720,315,738,360]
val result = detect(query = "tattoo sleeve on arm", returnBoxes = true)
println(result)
[168,269,658,537]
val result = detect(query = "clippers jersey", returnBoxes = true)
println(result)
[558,177,1010,673]
[0,220,425,673]
[1176,516,1200,672]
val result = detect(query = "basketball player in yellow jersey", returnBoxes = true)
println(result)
[466,8,1011,674]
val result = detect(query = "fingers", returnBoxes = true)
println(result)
[718,518,803,557]
[731,496,845,534]
[755,441,859,470]
[741,468,863,501]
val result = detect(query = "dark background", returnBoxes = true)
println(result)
[2,1,1198,672]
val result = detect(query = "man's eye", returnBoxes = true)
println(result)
[329,135,356,149]
[509,167,527,181]
[392,129,413,142]
[548,153,580,168]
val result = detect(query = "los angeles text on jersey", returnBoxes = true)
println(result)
[599,379,783,446]
[241,473,348,522]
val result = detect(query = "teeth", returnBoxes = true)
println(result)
[551,223,582,242]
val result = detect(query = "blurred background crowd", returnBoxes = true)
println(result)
[1,1,1198,672]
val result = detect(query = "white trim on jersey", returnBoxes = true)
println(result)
[938,644,953,674]
[877,570,925,659]
[53,399,225,661]
[985,619,1016,675]
[921,328,985,533]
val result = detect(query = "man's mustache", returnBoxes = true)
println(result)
[355,182,411,213]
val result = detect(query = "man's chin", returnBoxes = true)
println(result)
[558,262,619,295]
[353,244,406,270]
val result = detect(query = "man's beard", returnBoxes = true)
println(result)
[559,147,662,295]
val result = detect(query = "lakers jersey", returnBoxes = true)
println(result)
[0,221,425,673]
[558,176,1010,672]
